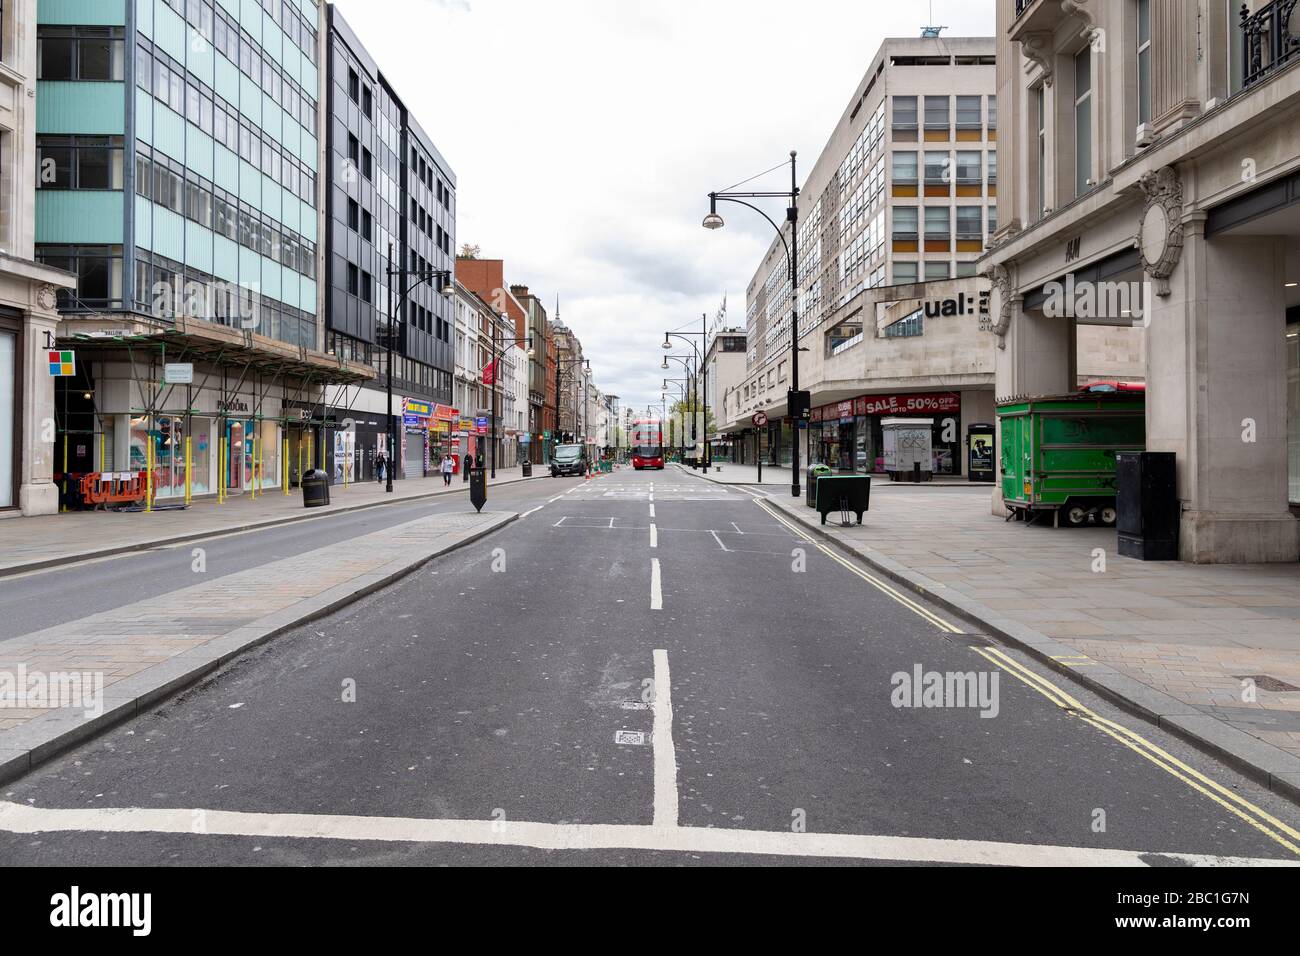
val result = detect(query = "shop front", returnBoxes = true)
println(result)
[401,399,434,480]
[810,391,963,475]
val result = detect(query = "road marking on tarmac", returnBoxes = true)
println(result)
[652,648,678,827]
[752,494,1300,857]
[650,558,662,610]
[0,800,1289,866]
[970,644,1300,858]
[650,524,657,548]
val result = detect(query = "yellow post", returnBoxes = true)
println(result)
[185,435,192,505]
[283,437,289,495]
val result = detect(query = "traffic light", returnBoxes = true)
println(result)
[788,389,811,423]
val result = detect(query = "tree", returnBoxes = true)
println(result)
[458,243,481,259]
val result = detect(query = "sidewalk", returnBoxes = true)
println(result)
[0,464,541,577]
[689,466,1300,799]
[0,508,516,783]
[688,461,975,487]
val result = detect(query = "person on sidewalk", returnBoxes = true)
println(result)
[440,454,454,486]
[463,452,473,481]
[375,451,386,484]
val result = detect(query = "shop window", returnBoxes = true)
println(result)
[883,308,924,338]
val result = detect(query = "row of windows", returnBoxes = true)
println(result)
[165,0,318,67]
[136,146,319,280]
[892,95,996,129]
[137,38,317,207]
[412,146,451,212]
[891,205,993,239]
[133,248,317,347]
[37,245,124,309]
[891,261,982,283]
[892,150,997,184]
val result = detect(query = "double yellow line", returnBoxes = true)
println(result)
[757,498,1300,858]
[759,499,960,634]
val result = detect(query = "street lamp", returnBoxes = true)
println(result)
[662,326,707,469]
[489,317,533,479]
[662,375,687,461]
[704,151,803,498]
[385,242,453,494]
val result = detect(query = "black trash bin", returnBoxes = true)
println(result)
[806,465,832,507]
[302,469,330,508]
[522,460,532,478]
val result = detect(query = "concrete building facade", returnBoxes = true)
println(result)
[984,0,1300,562]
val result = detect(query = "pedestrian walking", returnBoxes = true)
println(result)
[463,452,473,481]
[440,454,454,486]
[375,450,386,484]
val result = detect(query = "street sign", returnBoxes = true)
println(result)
[752,412,768,427]
[47,350,75,377]
[470,468,487,512]
[164,363,194,384]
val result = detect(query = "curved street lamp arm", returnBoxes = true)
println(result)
[712,196,794,277]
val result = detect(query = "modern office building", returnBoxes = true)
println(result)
[2,0,79,517]
[985,0,1299,562]
[321,4,455,482]
[35,0,372,503]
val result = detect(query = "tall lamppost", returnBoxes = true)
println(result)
[386,242,453,494]
[554,355,588,454]
[489,316,533,479]
[661,331,701,467]
[662,376,687,459]
[660,353,693,460]
[703,151,804,498]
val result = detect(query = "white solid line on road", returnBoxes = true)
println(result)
[548,495,564,503]
[0,801,1289,867]
[649,504,656,518]
[650,523,657,548]
[650,558,662,610]
[731,522,745,535]
[710,530,730,552]
[522,506,544,518]
[652,649,678,828]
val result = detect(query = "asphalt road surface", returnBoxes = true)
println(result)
[3,468,1300,865]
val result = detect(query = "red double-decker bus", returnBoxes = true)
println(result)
[630,419,664,470]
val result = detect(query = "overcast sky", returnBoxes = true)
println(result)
[331,0,996,416]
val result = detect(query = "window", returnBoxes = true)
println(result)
[36,245,124,308]
[348,68,359,103]
[924,96,949,131]
[988,95,997,131]
[37,27,125,80]
[883,308,923,338]
[362,85,372,118]
[956,95,982,129]
[346,263,359,296]
[924,261,951,280]
[362,209,372,242]
[989,204,998,235]
[347,134,359,167]
[954,151,981,184]
[362,148,372,180]
[347,199,359,230]
[1036,86,1048,218]
[955,206,982,240]
[361,272,373,304]
[1075,46,1093,197]
[955,261,978,277]
[37,137,131,190]
[892,206,918,239]
[924,206,950,239]
[892,95,918,129]
[988,150,997,185]
[891,151,917,183]
[1137,0,1151,125]
[924,151,949,185]
[1227,0,1246,95]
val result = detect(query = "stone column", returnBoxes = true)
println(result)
[1145,219,1298,562]
[18,290,62,516]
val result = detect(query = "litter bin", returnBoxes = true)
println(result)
[806,464,832,507]
[302,469,330,508]
[522,460,532,478]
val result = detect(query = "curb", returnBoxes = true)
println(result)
[0,510,519,786]
[0,473,544,580]
[712,473,1300,805]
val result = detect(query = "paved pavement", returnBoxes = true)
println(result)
[0,464,542,577]
[2,468,1298,865]
[689,462,973,486]
[686,465,1300,797]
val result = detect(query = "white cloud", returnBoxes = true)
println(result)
[331,0,995,414]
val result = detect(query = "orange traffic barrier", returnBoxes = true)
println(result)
[77,470,154,509]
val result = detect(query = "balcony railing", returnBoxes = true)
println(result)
[1242,0,1300,88]
[1014,0,1037,18]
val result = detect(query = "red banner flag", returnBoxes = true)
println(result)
[481,360,496,385]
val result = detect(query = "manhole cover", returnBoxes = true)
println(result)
[1235,674,1300,693]
[614,730,646,745]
